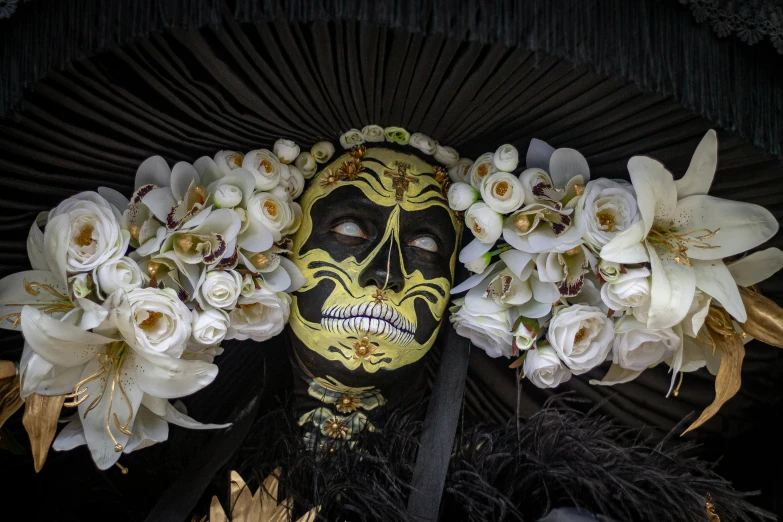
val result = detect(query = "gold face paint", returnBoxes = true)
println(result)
[288,148,461,373]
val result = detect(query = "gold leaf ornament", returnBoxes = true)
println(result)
[682,309,745,435]
[737,286,783,349]
[200,470,318,522]
[22,393,65,472]
[0,368,23,431]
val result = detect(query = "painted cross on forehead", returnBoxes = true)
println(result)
[384,162,418,201]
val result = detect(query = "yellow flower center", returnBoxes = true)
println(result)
[574,327,588,344]
[477,164,489,178]
[139,311,163,332]
[259,158,273,173]
[494,181,509,197]
[597,210,616,232]
[231,153,243,167]
[128,224,141,242]
[264,201,278,217]
[75,224,95,247]
[514,214,530,232]
[473,223,482,234]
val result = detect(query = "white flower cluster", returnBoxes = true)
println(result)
[448,131,783,392]
[0,138,311,469]
[339,125,461,167]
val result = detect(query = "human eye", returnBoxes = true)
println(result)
[331,219,368,239]
[407,235,439,252]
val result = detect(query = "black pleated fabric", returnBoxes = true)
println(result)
[1,5,783,518]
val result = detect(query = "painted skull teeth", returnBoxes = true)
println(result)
[321,302,415,346]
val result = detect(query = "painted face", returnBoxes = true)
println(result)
[288,147,461,381]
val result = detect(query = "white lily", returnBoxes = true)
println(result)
[600,130,779,330]
[17,290,223,470]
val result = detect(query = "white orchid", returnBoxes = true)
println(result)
[600,130,779,329]
[17,289,223,469]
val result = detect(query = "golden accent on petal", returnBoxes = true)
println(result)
[737,286,783,349]
[23,393,66,472]
[572,183,585,196]
[350,145,366,158]
[128,224,141,242]
[513,214,530,232]
[201,470,319,522]
[323,417,349,439]
[682,310,744,435]
[139,310,163,331]
[259,158,273,173]
[249,253,270,270]
[335,394,361,414]
[472,223,482,234]
[647,227,721,267]
[596,210,616,232]
[564,246,581,256]
[574,327,587,344]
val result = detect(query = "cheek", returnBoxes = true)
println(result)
[294,279,335,324]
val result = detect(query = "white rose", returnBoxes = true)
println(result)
[339,128,365,149]
[465,202,503,244]
[269,185,290,202]
[512,316,541,351]
[523,346,571,388]
[46,192,129,276]
[547,304,613,374]
[578,179,639,252]
[447,182,479,211]
[361,125,385,142]
[243,149,282,190]
[600,267,650,312]
[480,172,525,214]
[126,287,192,356]
[226,285,291,342]
[214,150,244,175]
[191,308,230,346]
[449,158,473,183]
[612,316,680,371]
[493,144,519,172]
[598,259,622,282]
[311,141,336,164]
[464,252,491,274]
[285,165,305,200]
[468,152,497,189]
[96,256,143,297]
[273,138,300,164]
[280,201,302,237]
[449,298,513,357]
[247,192,294,241]
[295,152,318,179]
[410,133,437,155]
[213,185,243,209]
[197,270,243,310]
[434,145,459,167]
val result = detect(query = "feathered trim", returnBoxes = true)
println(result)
[228,397,772,522]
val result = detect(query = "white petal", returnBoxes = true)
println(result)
[451,262,501,294]
[98,187,130,213]
[170,161,200,202]
[727,248,783,287]
[52,419,87,451]
[514,298,551,319]
[692,259,746,322]
[136,226,169,257]
[599,221,650,264]
[27,212,49,271]
[21,306,113,367]
[588,364,643,386]
[163,402,230,429]
[526,138,555,171]
[133,350,218,399]
[627,156,677,233]
[20,352,54,398]
[194,156,225,187]
[465,282,506,313]
[459,238,494,264]
[531,277,560,304]
[549,148,590,187]
[675,130,717,198]
[142,187,176,223]
[260,265,292,292]
[76,297,109,331]
[124,405,169,453]
[36,363,83,396]
[191,208,242,242]
[43,213,71,286]
[498,250,532,279]
[238,217,274,252]
[278,257,306,293]
[141,394,169,417]
[77,358,143,470]
[646,244,696,329]
[673,195,779,260]
[135,156,171,190]
[680,335,709,373]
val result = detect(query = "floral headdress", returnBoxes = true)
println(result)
[1,125,781,471]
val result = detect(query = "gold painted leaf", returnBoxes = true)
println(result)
[0,374,23,431]
[682,332,745,435]
[22,393,65,472]
[738,286,783,349]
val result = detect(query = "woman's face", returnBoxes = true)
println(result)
[287,148,461,376]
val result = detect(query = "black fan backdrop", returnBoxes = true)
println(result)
[1,0,782,519]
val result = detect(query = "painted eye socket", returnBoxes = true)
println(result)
[408,235,439,253]
[331,220,368,239]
